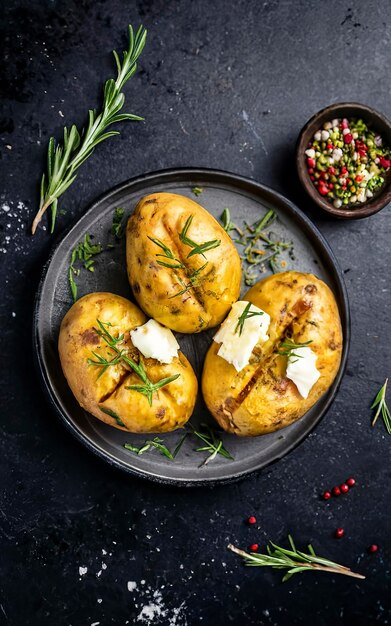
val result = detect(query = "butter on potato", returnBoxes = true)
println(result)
[202,272,343,436]
[126,193,241,333]
[58,292,197,433]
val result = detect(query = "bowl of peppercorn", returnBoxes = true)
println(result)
[296,102,391,218]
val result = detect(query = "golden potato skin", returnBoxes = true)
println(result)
[58,292,198,433]
[202,272,343,436]
[126,192,241,333]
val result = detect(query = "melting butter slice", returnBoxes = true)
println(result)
[286,347,320,399]
[213,301,270,372]
[130,319,179,364]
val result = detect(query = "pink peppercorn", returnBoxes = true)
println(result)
[247,516,256,525]
[340,483,349,494]
[335,528,345,538]
[332,486,341,497]
[344,133,353,144]
[346,478,356,487]
[368,544,378,553]
[249,543,259,552]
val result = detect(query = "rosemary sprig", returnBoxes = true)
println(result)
[112,207,125,239]
[88,320,180,406]
[179,215,221,258]
[32,24,147,235]
[148,236,185,269]
[228,535,365,582]
[371,378,391,434]
[235,302,264,336]
[277,338,313,362]
[220,208,244,236]
[124,433,188,460]
[69,233,103,301]
[191,187,203,196]
[190,424,234,467]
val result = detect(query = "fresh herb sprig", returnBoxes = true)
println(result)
[371,378,391,434]
[169,262,209,298]
[32,24,147,235]
[124,433,188,460]
[148,237,185,269]
[228,535,365,582]
[179,215,221,258]
[88,320,180,406]
[277,338,313,362]
[235,302,264,336]
[190,424,234,467]
[112,207,125,239]
[69,233,103,301]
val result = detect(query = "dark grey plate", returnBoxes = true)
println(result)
[34,168,349,486]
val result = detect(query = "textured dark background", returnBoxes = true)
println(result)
[1,0,390,624]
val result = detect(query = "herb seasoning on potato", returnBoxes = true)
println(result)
[202,271,342,436]
[126,193,241,333]
[58,292,198,433]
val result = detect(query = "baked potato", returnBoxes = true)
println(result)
[58,292,198,433]
[126,192,241,333]
[202,272,343,436]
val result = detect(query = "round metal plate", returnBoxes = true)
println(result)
[34,168,350,486]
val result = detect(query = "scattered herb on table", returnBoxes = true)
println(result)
[228,535,365,581]
[69,233,103,301]
[190,424,234,467]
[32,24,147,235]
[124,433,188,460]
[220,208,293,285]
[305,117,391,209]
[87,319,180,406]
[371,378,391,434]
[235,301,264,336]
[112,207,125,239]
[191,187,203,196]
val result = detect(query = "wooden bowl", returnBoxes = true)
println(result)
[296,102,391,219]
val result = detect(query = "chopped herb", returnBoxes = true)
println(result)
[220,209,293,284]
[99,406,125,426]
[179,215,221,259]
[277,338,313,362]
[112,207,125,239]
[235,302,264,336]
[189,424,234,467]
[191,186,203,196]
[148,236,185,269]
[124,432,187,460]
[169,262,209,298]
[69,233,103,301]
[87,319,180,406]
[371,378,391,434]
[32,24,147,235]
[228,535,365,582]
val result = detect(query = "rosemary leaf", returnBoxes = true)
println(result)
[99,406,125,426]
[371,378,391,434]
[112,207,125,239]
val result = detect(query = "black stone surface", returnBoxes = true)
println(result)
[1,1,390,624]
